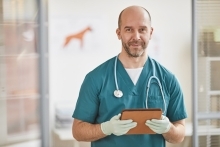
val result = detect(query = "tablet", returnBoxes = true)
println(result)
[120,108,162,134]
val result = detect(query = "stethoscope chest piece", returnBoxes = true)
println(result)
[114,90,123,98]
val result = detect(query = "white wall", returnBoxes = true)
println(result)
[48,0,192,129]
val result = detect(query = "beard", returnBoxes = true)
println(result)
[122,40,147,57]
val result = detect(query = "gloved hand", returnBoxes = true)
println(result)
[145,115,171,134]
[101,113,137,136]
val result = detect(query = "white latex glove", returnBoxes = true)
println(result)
[145,115,171,134]
[101,113,137,136]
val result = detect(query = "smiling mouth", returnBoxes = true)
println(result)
[129,41,142,46]
[129,43,142,48]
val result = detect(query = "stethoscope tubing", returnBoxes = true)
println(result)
[113,55,167,114]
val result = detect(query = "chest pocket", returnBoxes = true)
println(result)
[147,81,165,109]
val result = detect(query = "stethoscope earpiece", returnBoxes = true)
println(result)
[114,90,123,98]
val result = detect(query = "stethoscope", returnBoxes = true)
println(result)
[113,55,167,114]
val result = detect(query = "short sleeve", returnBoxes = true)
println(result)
[72,73,100,123]
[166,75,187,122]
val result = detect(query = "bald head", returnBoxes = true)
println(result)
[118,6,151,29]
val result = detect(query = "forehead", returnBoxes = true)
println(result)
[120,7,150,27]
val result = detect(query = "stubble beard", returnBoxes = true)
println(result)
[122,41,146,58]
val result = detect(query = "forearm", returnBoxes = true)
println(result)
[72,119,106,142]
[162,122,185,144]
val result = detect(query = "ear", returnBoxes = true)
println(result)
[116,28,121,40]
[149,27,154,40]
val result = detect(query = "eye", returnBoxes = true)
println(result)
[140,28,147,33]
[125,28,131,32]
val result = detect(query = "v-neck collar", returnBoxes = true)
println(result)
[116,57,152,94]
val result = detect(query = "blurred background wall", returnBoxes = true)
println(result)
[0,0,192,147]
[49,0,191,147]
[49,0,192,125]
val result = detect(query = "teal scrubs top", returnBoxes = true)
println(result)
[72,56,187,147]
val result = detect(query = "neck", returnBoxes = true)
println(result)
[118,52,148,68]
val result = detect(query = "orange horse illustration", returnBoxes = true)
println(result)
[63,26,92,49]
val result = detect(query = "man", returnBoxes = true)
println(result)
[72,5,187,147]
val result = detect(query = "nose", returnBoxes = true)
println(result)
[132,31,141,40]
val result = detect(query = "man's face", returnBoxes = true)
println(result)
[116,8,153,57]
